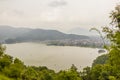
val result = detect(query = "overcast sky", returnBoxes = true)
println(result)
[0,0,119,32]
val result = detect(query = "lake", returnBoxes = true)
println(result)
[5,42,103,71]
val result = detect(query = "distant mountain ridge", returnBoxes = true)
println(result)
[0,26,89,43]
[0,26,31,41]
[68,27,99,36]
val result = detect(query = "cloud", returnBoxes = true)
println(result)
[0,9,25,18]
[40,8,62,22]
[48,0,67,7]
[0,0,117,31]
[12,10,24,16]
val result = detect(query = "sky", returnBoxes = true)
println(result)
[0,0,119,32]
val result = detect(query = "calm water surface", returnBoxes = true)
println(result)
[5,43,103,71]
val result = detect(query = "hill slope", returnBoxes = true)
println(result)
[0,26,89,43]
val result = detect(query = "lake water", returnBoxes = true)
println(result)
[5,42,103,71]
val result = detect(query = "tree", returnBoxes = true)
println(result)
[0,54,13,70]
[21,67,39,80]
[102,5,120,79]
[57,65,82,80]
[0,44,6,57]
[80,66,91,80]
[84,5,120,80]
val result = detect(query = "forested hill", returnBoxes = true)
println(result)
[0,26,31,41]
[0,26,89,43]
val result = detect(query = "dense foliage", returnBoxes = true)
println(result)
[0,4,120,80]
[80,5,120,80]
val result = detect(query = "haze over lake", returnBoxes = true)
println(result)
[5,42,103,71]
